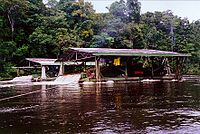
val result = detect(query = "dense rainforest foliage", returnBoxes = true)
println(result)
[0,0,199,79]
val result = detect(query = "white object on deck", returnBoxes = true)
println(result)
[54,74,81,84]
[0,74,81,87]
[141,79,160,82]
[10,75,33,82]
[82,81,95,84]
[171,79,178,82]
[106,80,114,84]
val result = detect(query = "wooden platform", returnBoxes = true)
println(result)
[80,75,177,83]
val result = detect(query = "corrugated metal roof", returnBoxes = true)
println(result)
[26,58,60,65]
[70,48,191,57]
[26,58,84,65]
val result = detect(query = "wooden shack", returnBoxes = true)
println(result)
[58,48,191,82]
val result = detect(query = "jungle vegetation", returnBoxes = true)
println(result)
[0,0,199,79]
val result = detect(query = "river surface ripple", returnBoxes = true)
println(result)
[0,81,200,134]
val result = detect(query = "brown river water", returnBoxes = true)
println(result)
[0,81,200,134]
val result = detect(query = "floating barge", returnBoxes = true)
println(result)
[58,48,191,82]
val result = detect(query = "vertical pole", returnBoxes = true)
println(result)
[175,57,183,80]
[151,57,154,78]
[41,65,47,80]
[75,52,78,60]
[95,56,98,81]
[179,57,183,80]
[58,62,64,76]
[17,68,20,77]
[125,59,128,77]
[84,62,86,72]
[175,57,180,80]
[95,56,100,81]
[99,58,101,81]
[165,57,171,75]
[98,58,101,81]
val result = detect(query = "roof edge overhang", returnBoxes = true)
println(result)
[93,53,191,57]
[69,48,191,57]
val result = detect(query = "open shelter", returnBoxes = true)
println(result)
[58,48,191,81]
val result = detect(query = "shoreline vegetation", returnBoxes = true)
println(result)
[0,0,199,80]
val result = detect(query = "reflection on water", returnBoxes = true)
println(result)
[0,81,200,133]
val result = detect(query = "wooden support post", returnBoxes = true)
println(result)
[75,52,78,60]
[175,57,180,80]
[165,57,172,75]
[95,56,100,81]
[175,57,182,80]
[125,60,128,77]
[17,68,20,76]
[58,62,64,76]
[83,62,86,72]
[180,57,183,80]
[151,57,154,78]
[41,65,47,80]
[95,56,97,81]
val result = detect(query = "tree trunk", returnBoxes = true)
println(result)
[8,6,16,40]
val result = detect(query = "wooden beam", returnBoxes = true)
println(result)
[75,52,78,60]
[151,57,154,77]
[17,68,20,77]
[176,57,184,80]
[41,65,47,80]
[125,59,128,77]
[12,66,41,69]
[164,58,172,75]
[71,56,95,62]
[58,62,64,76]
[95,56,101,81]
[175,57,181,80]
